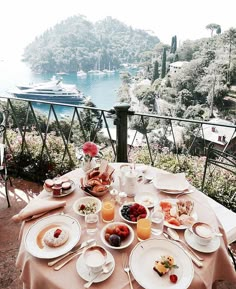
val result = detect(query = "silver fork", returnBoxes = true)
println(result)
[122,253,133,289]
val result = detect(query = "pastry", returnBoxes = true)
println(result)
[153,255,176,276]
[43,227,69,247]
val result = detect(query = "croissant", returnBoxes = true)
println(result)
[92,185,107,192]
[86,179,102,186]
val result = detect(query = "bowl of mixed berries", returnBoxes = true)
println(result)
[119,202,149,224]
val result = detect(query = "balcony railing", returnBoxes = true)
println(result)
[0,96,235,209]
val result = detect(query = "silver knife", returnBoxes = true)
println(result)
[48,239,95,267]
[179,243,203,268]
[54,240,96,271]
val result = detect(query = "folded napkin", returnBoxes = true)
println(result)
[12,198,66,222]
[155,172,189,191]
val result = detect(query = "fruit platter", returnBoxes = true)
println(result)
[119,202,150,224]
[80,160,114,197]
[100,222,134,249]
[159,199,197,229]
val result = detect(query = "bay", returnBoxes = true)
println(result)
[0,58,122,117]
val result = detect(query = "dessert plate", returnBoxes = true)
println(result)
[130,238,194,289]
[184,229,220,253]
[134,192,158,208]
[24,214,81,259]
[76,250,115,282]
[160,199,197,230]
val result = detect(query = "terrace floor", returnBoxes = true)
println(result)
[0,178,235,289]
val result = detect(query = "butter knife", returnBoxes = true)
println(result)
[48,239,95,267]
[54,241,96,271]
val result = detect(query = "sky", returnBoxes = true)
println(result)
[1,0,236,59]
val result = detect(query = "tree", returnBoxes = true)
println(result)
[161,48,167,78]
[206,23,221,37]
[170,35,177,54]
[152,61,159,83]
[223,27,236,84]
[216,26,221,35]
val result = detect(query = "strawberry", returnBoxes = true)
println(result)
[79,204,86,210]
[54,229,62,238]
[169,274,178,283]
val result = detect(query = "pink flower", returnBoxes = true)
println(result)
[82,142,99,158]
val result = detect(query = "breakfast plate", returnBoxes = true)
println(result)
[76,250,115,282]
[134,192,158,208]
[184,229,220,253]
[160,199,197,230]
[129,238,194,289]
[24,214,81,259]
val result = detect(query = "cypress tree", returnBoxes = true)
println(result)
[170,35,177,53]
[152,61,159,83]
[161,48,166,78]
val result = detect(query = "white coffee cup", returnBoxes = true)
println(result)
[83,245,107,272]
[191,222,214,246]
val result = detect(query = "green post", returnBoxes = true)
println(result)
[113,103,130,162]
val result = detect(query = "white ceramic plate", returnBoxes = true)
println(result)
[100,221,134,250]
[119,202,150,224]
[73,196,102,216]
[24,214,81,259]
[44,180,76,197]
[184,229,220,253]
[134,192,158,208]
[160,199,197,230]
[130,238,194,289]
[76,250,115,282]
[153,173,190,193]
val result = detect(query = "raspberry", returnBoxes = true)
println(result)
[54,229,62,238]
[170,274,178,283]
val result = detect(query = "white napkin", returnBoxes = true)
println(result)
[12,198,66,222]
[155,172,189,191]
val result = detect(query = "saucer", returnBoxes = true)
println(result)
[76,250,115,283]
[184,229,220,253]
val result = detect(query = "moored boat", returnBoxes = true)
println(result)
[10,77,85,104]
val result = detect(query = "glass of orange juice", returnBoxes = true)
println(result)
[137,218,151,241]
[101,197,115,223]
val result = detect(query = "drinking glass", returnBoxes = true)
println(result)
[85,213,99,234]
[137,218,151,241]
[151,211,164,236]
[101,197,115,223]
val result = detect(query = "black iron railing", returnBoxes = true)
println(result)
[0,96,235,197]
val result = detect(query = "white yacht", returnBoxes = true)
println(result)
[11,77,85,104]
[77,70,87,77]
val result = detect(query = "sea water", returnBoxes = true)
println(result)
[0,58,123,117]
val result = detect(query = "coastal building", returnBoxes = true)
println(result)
[169,61,188,74]
[198,118,236,153]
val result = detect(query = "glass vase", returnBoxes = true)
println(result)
[82,158,96,172]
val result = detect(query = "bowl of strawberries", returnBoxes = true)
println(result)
[119,202,149,224]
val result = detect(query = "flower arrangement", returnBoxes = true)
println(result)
[82,141,99,161]
[81,142,99,172]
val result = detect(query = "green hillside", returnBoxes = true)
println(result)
[23,15,160,73]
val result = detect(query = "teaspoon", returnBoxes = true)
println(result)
[84,261,113,288]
